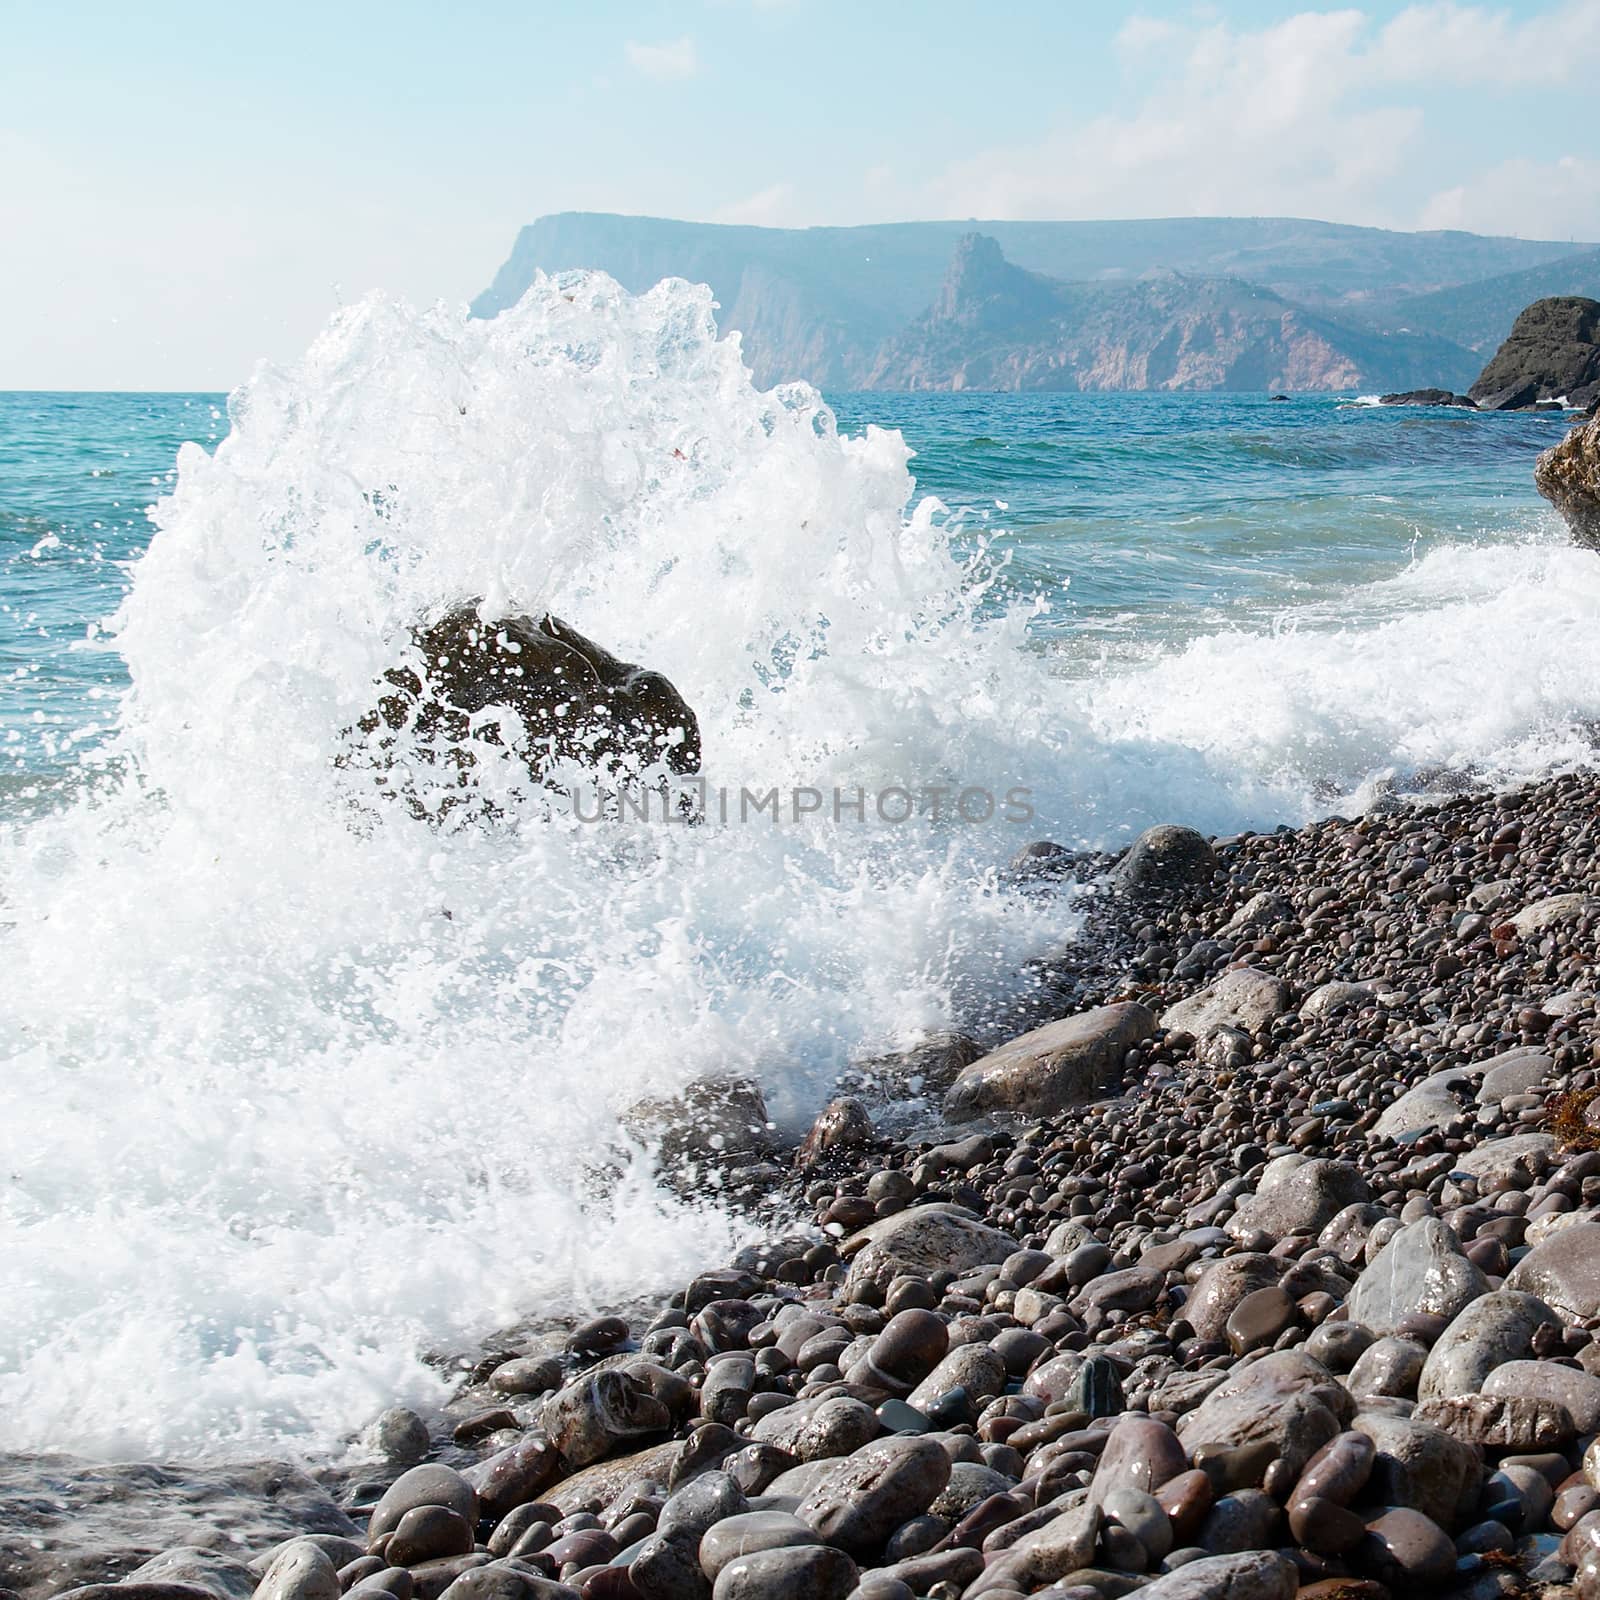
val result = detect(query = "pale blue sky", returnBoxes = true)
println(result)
[4,0,1597,389]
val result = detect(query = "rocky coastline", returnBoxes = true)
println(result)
[15,762,1600,1600]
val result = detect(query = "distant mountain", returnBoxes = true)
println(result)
[864,235,1479,394]
[473,212,1584,389]
[1390,248,1600,352]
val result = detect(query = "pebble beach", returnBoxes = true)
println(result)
[15,763,1600,1600]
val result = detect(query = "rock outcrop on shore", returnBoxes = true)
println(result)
[21,765,1600,1600]
[1536,419,1600,549]
[353,606,700,811]
[1468,297,1600,411]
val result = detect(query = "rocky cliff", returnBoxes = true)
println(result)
[474,213,1583,391]
[1468,297,1600,410]
[862,235,1477,394]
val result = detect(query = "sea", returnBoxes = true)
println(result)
[0,273,1594,1464]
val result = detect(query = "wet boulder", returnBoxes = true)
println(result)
[355,604,700,804]
[1535,420,1600,547]
[1112,824,1218,894]
[943,1002,1156,1121]
[840,1203,1017,1299]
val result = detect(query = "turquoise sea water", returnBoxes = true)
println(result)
[2,279,1598,1464]
[0,387,1574,788]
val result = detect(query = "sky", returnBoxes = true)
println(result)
[4,0,1599,390]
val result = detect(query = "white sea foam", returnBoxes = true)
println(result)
[0,275,1595,1461]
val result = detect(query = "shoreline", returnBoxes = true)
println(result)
[11,764,1600,1600]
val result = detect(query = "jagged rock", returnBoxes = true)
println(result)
[355,605,700,807]
[943,1002,1156,1121]
[1470,296,1600,407]
[1478,379,1541,411]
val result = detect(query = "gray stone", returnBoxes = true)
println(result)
[969,1502,1101,1596]
[749,1395,881,1462]
[1182,1256,1281,1343]
[1414,1393,1577,1450]
[1176,1351,1352,1484]
[1160,968,1290,1038]
[366,1467,478,1547]
[1417,1290,1561,1401]
[840,1204,1017,1299]
[1476,1049,1557,1104]
[1347,1218,1489,1337]
[1113,825,1217,892]
[697,1512,817,1581]
[928,1461,1014,1521]
[1123,1551,1297,1600]
[1507,1222,1600,1321]
[793,1435,951,1557]
[905,1343,1007,1413]
[541,1370,671,1470]
[367,1408,431,1465]
[1455,1134,1555,1184]
[1070,1266,1165,1318]
[1302,981,1385,1019]
[630,1533,711,1600]
[1372,1066,1479,1139]
[658,1472,748,1545]
[944,1003,1156,1122]
[126,1551,256,1600]
[1090,1416,1189,1506]
[710,1542,858,1600]
[1511,893,1600,936]
[251,1544,340,1600]
[1483,1360,1600,1431]
[1347,1337,1428,1400]
[1101,1487,1173,1563]
[1227,1157,1370,1242]
[545,1441,682,1515]
[1353,1411,1484,1526]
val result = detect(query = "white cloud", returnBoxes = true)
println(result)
[930,10,1416,224]
[1375,0,1600,85]
[624,37,699,81]
[713,182,798,226]
[1421,155,1600,241]
[926,3,1600,232]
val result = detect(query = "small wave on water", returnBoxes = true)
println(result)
[0,276,1596,1461]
